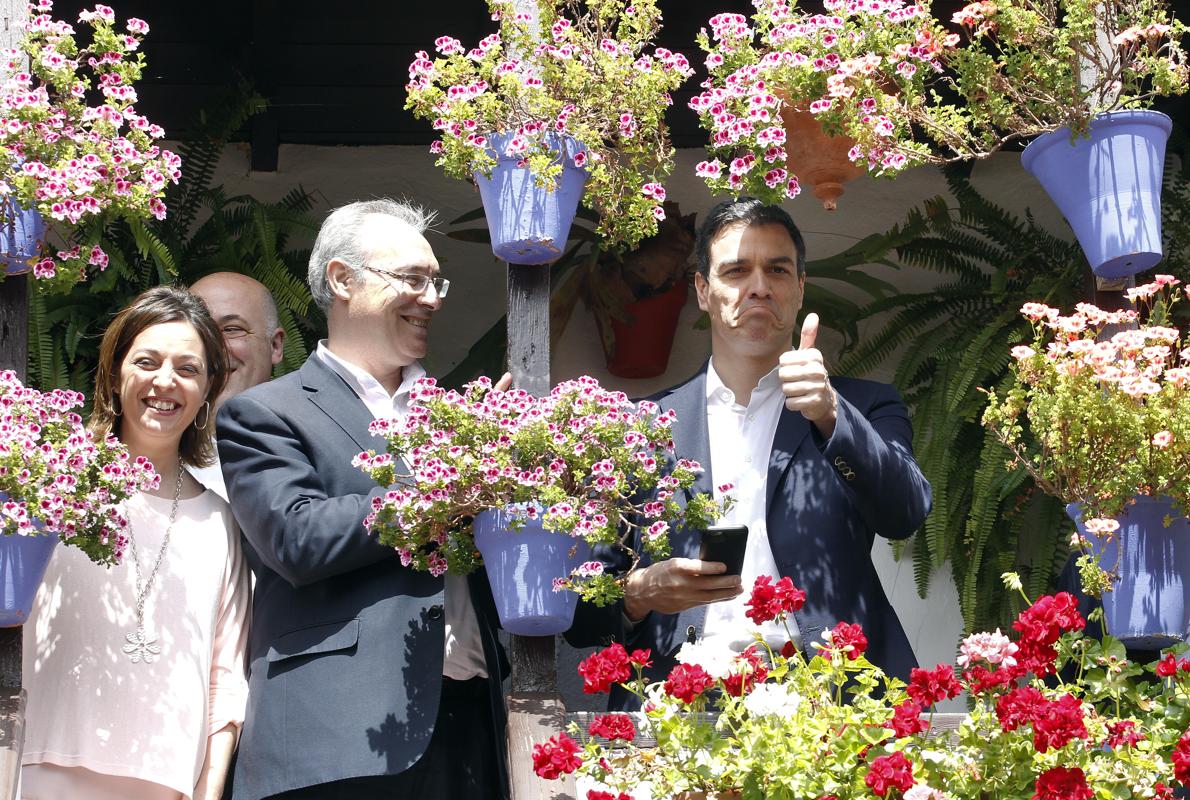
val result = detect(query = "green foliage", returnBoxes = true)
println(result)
[27,85,322,393]
[839,168,1092,633]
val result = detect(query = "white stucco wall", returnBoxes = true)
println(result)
[207,143,1075,708]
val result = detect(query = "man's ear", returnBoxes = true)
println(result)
[694,271,710,313]
[325,259,354,301]
[269,327,286,366]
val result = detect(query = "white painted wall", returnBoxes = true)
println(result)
[206,143,1075,708]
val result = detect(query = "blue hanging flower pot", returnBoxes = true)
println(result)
[0,492,59,627]
[1067,495,1190,649]
[1,197,46,276]
[473,506,592,636]
[473,133,589,266]
[1022,110,1171,279]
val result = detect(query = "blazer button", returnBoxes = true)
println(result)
[428,604,444,621]
[686,625,697,644]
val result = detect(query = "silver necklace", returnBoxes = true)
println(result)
[122,458,184,664]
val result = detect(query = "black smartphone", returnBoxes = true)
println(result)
[698,525,748,576]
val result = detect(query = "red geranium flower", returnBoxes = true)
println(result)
[629,647,653,668]
[864,751,915,797]
[664,662,714,704]
[1013,593,1085,647]
[587,792,632,800]
[745,574,806,624]
[723,644,769,697]
[532,732,583,780]
[1104,719,1144,749]
[1032,693,1087,753]
[964,664,1016,694]
[578,643,633,694]
[995,685,1046,732]
[1172,730,1190,785]
[1033,766,1092,800]
[816,621,868,661]
[888,699,929,737]
[906,664,963,706]
[588,713,636,742]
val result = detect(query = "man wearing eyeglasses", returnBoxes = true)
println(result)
[191,272,286,409]
[216,199,510,800]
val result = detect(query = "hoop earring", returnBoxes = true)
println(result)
[112,394,122,417]
[194,400,211,431]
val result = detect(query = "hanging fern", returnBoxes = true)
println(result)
[839,167,1100,633]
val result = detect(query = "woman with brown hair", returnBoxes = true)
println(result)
[22,286,250,800]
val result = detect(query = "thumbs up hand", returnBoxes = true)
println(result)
[778,313,837,436]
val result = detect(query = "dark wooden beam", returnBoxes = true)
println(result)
[249,0,281,171]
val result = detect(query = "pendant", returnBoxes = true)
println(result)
[123,626,161,663]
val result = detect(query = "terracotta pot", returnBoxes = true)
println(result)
[600,279,688,379]
[778,104,865,211]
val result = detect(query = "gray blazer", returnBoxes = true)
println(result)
[217,354,508,800]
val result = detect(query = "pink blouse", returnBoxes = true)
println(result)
[22,488,250,799]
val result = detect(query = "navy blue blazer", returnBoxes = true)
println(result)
[216,355,508,800]
[568,367,932,709]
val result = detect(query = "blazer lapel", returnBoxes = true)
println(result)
[664,369,713,500]
[300,357,384,455]
[766,408,812,512]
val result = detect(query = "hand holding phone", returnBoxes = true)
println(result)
[698,524,748,576]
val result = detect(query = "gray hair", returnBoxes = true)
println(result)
[307,198,437,312]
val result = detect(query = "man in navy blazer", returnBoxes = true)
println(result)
[569,198,931,707]
[217,199,509,799]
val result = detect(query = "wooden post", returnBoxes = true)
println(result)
[0,1,29,796]
[500,0,574,794]
[506,263,575,799]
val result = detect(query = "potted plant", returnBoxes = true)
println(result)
[0,371,158,625]
[0,1,180,293]
[561,201,698,379]
[356,375,730,635]
[404,0,692,263]
[690,0,961,209]
[925,0,1190,277]
[533,573,1190,799]
[983,276,1190,647]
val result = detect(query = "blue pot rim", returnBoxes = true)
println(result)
[1021,109,1172,172]
[1065,494,1188,524]
[482,131,586,167]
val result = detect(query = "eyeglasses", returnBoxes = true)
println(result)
[364,266,450,298]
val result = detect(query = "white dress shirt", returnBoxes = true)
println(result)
[701,359,802,652]
[315,342,488,680]
[188,458,227,502]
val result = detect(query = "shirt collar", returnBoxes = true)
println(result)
[706,358,781,409]
[315,340,426,404]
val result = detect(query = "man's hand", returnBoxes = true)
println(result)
[622,558,743,622]
[494,372,513,392]
[778,312,837,437]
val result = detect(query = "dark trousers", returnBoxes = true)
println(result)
[266,677,504,800]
